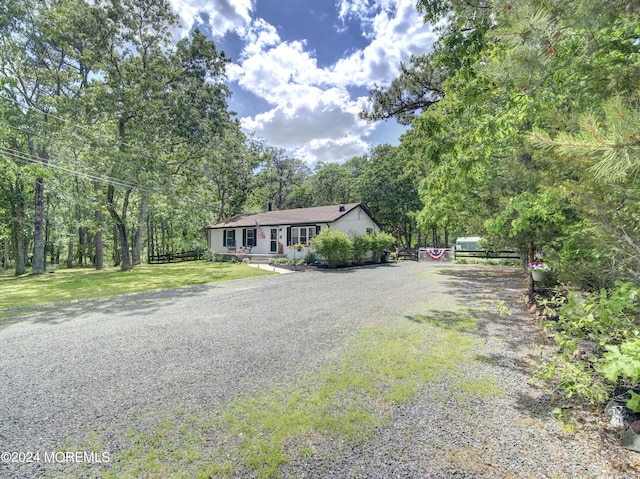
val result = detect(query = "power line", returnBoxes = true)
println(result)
[0,146,224,212]
[0,95,162,163]
[1,96,224,187]
[0,146,142,191]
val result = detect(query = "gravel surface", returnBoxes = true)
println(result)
[0,262,638,478]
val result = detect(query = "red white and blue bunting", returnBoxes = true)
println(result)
[425,248,448,260]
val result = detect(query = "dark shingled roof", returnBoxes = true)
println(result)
[207,203,368,229]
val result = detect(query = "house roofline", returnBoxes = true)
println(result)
[206,203,379,230]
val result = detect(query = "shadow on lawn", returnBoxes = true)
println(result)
[0,283,217,329]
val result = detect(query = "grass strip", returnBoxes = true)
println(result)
[0,261,273,310]
[71,314,503,479]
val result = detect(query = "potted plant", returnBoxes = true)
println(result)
[527,261,550,281]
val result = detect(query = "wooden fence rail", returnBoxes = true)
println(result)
[148,250,203,265]
[453,249,520,260]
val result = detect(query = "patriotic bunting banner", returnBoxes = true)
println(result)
[426,248,448,260]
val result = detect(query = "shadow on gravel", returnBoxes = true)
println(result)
[301,262,401,273]
[0,284,217,330]
[438,266,525,302]
[514,389,559,421]
[406,311,479,333]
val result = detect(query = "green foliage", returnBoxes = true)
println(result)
[249,147,311,211]
[599,340,640,384]
[351,234,373,264]
[310,229,352,268]
[598,339,640,413]
[0,0,251,274]
[370,232,396,262]
[540,281,640,408]
[393,0,640,290]
[485,189,569,255]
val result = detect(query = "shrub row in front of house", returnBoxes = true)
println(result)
[310,229,396,268]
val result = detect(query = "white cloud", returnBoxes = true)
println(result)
[232,40,322,105]
[170,0,435,164]
[330,0,435,88]
[239,85,375,162]
[294,136,370,164]
[169,0,252,36]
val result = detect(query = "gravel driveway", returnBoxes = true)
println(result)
[0,262,636,478]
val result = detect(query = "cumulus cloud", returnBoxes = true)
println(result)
[294,136,370,164]
[241,90,373,146]
[330,0,435,88]
[169,0,252,36]
[170,0,435,163]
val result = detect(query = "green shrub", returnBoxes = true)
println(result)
[351,235,373,264]
[370,232,396,263]
[311,229,352,268]
[540,281,640,410]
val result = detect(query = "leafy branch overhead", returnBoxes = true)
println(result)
[531,98,640,183]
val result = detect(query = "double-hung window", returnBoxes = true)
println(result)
[245,228,255,247]
[291,226,316,246]
[223,230,236,247]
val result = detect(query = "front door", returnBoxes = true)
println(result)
[270,228,278,253]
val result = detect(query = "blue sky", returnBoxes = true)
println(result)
[169,0,436,164]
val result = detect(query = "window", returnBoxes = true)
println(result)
[223,230,236,247]
[290,226,316,246]
[245,228,255,247]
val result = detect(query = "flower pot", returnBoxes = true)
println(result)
[531,270,546,282]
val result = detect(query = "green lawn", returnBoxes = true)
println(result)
[0,261,274,310]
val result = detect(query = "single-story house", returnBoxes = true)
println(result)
[206,203,382,259]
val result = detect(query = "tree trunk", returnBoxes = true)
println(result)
[45,197,55,265]
[94,181,104,270]
[31,144,49,275]
[13,231,26,275]
[132,195,147,265]
[66,235,75,268]
[147,212,154,263]
[32,175,46,274]
[10,181,26,275]
[3,237,10,269]
[106,184,132,271]
[113,224,121,267]
[79,225,86,266]
[161,221,166,255]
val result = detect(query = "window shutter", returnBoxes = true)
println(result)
[316,225,321,235]
[242,229,247,247]
[254,228,257,245]
[287,227,292,246]
[223,230,227,247]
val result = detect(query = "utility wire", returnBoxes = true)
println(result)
[0,146,142,191]
[0,95,161,163]
[0,146,223,211]
[2,97,218,187]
